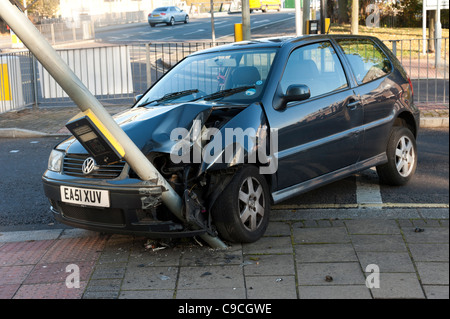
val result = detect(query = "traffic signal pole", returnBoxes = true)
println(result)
[0,0,227,249]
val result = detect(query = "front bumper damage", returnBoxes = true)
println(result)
[42,171,208,238]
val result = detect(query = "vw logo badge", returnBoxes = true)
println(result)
[82,157,97,175]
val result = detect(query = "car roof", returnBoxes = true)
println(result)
[190,34,381,56]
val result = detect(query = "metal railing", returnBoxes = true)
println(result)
[382,38,449,106]
[1,38,448,114]
[35,22,95,45]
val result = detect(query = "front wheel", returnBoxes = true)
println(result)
[184,15,189,24]
[211,166,270,243]
[376,126,417,186]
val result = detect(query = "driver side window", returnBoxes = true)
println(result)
[280,42,348,99]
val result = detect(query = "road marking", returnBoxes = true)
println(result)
[356,169,383,208]
[216,16,295,40]
[272,203,449,210]
[184,29,205,35]
[254,19,270,24]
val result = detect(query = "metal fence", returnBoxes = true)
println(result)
[1,38,449,114]
[383,38,449,106]
[35,22,95,45]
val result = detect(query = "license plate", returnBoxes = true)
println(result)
[60,186,110,208]
[153,14,159,17]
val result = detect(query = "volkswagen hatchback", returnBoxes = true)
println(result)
[42,35,419,243]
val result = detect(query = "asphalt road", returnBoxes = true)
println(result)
[95,11,295,43]
[0,128,448,232]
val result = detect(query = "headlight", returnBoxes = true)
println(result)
[48,150,64,172]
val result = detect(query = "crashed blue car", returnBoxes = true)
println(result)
[42,35,419,243]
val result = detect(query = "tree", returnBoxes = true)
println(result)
[27,0,60,18]
[338,0,349,24]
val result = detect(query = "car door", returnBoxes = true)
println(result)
[272,40,363,190]
[335,38,396,161]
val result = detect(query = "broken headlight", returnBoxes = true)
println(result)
[48,150,64,172]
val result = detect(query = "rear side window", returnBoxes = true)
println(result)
[336,39,392,85]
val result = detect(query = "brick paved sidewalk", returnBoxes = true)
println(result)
[1,210,448,299]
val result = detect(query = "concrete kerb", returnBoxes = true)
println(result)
[0,128,68,138]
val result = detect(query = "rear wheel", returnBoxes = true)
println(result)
[212,166,270,243]
[167,17,175,26]
[376,126,417,186]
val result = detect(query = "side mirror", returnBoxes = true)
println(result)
[134,94,143,103]
[276,84,310,110]
[285,84,310,102]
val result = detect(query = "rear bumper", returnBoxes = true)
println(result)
[42,174,204,238]
[148,17,170,24]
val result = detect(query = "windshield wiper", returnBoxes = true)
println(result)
[194,86,255,102]
[137,89,199,107]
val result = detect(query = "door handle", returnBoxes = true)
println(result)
[346,99,361,110]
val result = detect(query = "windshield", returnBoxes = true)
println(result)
[136,48,278,107]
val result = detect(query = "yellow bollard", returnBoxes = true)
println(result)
[0,63,11,101]
[234,23,243,42]
[324,18,331,34]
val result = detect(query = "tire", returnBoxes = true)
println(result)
[184,15,189,24]
[212,166,270,243]
[376,126,417,186]
[167,17,175,26]
[149,23,155,27]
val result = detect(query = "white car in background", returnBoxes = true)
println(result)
[148,6,189,27]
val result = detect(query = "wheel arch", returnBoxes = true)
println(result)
[393,110,418,138]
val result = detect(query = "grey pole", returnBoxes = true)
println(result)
[242,0,251,40]
[0,0,227,249]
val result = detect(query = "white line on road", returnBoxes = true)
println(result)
[356,168,383,208]
[184,29,205,35]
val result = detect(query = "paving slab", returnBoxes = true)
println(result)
[345,219,400,235]
[245,275,297,299]
[298,285,372,299]
[357,251,416,273]
[297,262,365,286]
[295,244,358,263]
[242,254,296,276]
[369,273,425,299]
[293,226,350,244]
[350,234,407,252]
[415,262,449,285]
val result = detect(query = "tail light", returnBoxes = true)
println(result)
[160,12,166,15]
[407,77,414,97]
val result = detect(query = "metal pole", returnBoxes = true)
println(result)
[0,0,227,249]
[295,0,303,36]
[242,0,251,40]
[435,0,442,68]
[351,0,358,35]
[211,0,216,44]
[302,0,310,34]
[422,4,427,55]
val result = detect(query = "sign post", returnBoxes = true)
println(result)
[422,0,449,66]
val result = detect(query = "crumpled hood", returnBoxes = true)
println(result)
[56,103,214,155]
